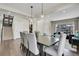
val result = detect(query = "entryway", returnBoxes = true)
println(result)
[1,14,14,41]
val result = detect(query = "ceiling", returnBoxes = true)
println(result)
[0,3,78,18]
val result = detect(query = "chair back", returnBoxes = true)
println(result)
[57,32,66,56]
[27,33,39,55]
[23,31,29,49]
[20,32,25,44]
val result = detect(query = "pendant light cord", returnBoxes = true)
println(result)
[41,3,43,15]
[31,6,33,18]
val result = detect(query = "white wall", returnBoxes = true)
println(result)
[73,19,79,32]
[12,14,29,39]
[50,21,56,34]
[32,18,38,32]
[37,19,51,35]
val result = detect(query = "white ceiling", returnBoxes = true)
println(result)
[0,3,78,18]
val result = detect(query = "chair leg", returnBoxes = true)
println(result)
[26,49,30,56]
[21,44,25,53]
[62,53,64,56]
[26,49,28,56]
[22,45,24,51]
[20,44,21,48]
[28,51,30,56]
[20,43,24,51]
[20,43,22,49]
[44,52,46,56]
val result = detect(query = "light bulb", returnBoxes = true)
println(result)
[41,14,44,18]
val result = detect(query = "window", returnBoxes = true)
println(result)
[56,24,73,34]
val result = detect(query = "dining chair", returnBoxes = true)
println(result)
[44,32,66,56]
[27,33,39,56]
[20,32,25,50]
[20,31,29,55]
[37,33,59,56]
[23,31,29,55]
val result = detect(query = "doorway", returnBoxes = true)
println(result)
[2,14,14,40]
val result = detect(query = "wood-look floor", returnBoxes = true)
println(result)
[3,26,13,40]
[0,39,24,56]
[0,39,79,56]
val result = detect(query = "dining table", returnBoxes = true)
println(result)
[21,31,59,56]
[36,34,59,56]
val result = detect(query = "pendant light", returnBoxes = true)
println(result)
[29,6,33,33]
[41,3,44,18]
[31,6,33,18]
[30,6,33,24]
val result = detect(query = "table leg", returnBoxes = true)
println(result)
[38,43,44,56]
[77,45,79,53]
